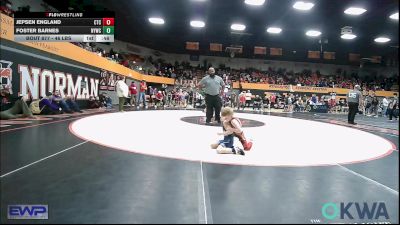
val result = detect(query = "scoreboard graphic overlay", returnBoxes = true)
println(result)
[14,12,114,43]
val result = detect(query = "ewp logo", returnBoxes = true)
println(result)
[321,202,389,220]
[8,205,48,220]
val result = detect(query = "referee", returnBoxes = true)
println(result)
[198,67,225,124]
[347,84,362,125]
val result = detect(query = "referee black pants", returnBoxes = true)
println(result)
[205,94,222,123]
[389,104,398,120]
[348,102,358,123]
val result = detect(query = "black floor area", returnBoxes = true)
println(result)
[1,109,398,224]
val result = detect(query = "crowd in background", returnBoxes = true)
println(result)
[45,40,400,93]
[144,59,398,92]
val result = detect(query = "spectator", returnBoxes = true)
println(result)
[312,94,319,105]
[364,95,373,116]
[245,90,252,109]
[238,91,246,110]
[88,96,101,109]
[64,92,83,113]
[293,95,300,112]
[287,94,294,113]
[39,92,62,115]
[328,95,336,113]
[230,92,237,108]
[52,90,73,113]
[382,97,389,117]
[166,89,173,107]
[154,91,164,109]
[181,90,188,108]
[139,80,147,109]
[388,95,398,121]
[147,86,154,108]
[0,85,34,119]
[371,96,379,117]
[270,94,276,107]
[253,95,262,111]
[161,83,168,106]
[298,98,305,112]
[129,81,137,107]
[262,95,270,112]
[99,92,113,109]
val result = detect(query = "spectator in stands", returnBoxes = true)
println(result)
[253,95,262,111]
[139,80,147,109]
[293,95,301,112]
[62,47,398,92]
[311,94,317,105]
[129,81,137,107]
[99,92,112,109]
[298,98,305,112]
[173,89,180,107]
[64,92,83,113]
[147,86,154,108]
[154,91,164,109]
[262,95,270,112]
[88,96,101,109]
[382,97,389,117]
[166,89,173,107]
[161,83,168,106]
[388,94,398,121]
[181,90,188,108]
[287,94,294,113]
[175,89,182,108]
[39,92,62,115]
[52,90,73,113]
[342,99,349,113]
[270,94,277,108]
[364,95,373,116]
[361,95,368,116]
[238,91,246,110]
[371,96,379,117]
[230,92,237,108]
[0,85,34,119]
[245,90,252,109]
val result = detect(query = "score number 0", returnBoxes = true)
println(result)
[103,18,114,26]
[94,18,114,26]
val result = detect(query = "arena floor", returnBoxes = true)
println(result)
[1,108,398,223]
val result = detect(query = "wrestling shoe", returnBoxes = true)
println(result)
[234,147,245,156]
[216,145,235,154]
